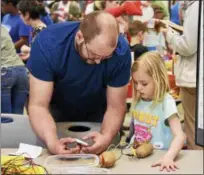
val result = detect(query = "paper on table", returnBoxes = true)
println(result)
[9,143,42,159]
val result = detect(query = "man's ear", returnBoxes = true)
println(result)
[76,30,85,44]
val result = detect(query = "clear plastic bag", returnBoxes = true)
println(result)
[48,167,110,174]
[44,154,99,167]
[43,154,110,174]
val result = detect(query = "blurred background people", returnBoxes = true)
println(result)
[1,26,29,114]
[1,0,31,53]
[17,0,47,63]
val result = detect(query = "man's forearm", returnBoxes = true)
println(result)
[28,105,58,146]
[15,38,28,50]
[100,105,126,140]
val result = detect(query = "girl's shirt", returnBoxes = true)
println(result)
[130,93,178,149]
[143,29,166,51]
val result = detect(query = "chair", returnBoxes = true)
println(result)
[1,113,38,148]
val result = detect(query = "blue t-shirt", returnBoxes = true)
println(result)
[2,14,31,52]
[170,2,181,25]
[130,93,178,149]
[40,14,53,26]
[27,22,131,122]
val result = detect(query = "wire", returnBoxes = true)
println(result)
[105,142,136,162]
[1,152,48,175]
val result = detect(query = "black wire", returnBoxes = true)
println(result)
[114,143,135,162]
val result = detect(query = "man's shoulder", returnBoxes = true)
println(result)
[35,21,79,50]
[115,34,130,56]
[108,35,131,66]
[37,21,80,41]
[42,21,79,32]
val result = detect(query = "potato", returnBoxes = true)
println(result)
[99,151,116,168]
[135,143,153,158]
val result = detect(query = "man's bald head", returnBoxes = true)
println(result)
[79,11,119,48]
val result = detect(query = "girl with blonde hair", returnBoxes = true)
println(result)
[128,51,186,172]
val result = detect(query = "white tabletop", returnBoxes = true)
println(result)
[1,149,203,174]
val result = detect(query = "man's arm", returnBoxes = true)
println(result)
[81,84,128,154]
[100,84,128,141]
[14,36,29,50]
[28,74,58,148]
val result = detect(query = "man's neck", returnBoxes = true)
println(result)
[30,19,46,28]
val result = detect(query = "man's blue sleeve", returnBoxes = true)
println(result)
[26,35,54,81]
[108,48,131,87]
[40,14,53,26]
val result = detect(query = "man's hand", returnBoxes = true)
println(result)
[48,137,80,155]
[21,45,30,54]
[81,132,112,154]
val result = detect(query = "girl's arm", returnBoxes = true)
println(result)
[152,114,186,171]
[164,115,186,160]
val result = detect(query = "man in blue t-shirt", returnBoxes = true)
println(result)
[27,11,131,155]
[1,0,31,53]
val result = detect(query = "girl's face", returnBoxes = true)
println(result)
[132,66,155,101]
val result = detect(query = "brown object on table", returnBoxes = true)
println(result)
[135,143,154,158]
[99,151,116,168]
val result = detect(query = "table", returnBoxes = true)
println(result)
[1,149,203,174]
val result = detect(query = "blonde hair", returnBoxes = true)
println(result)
[131,51,169,108]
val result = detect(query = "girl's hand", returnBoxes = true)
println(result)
[151,157,179,172]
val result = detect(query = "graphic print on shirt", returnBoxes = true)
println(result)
[134,124,152,143]
[132,110,159,144]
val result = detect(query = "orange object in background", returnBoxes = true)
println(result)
[127,81,133,98]
[168,73,180,99]
[168,73,176,89]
